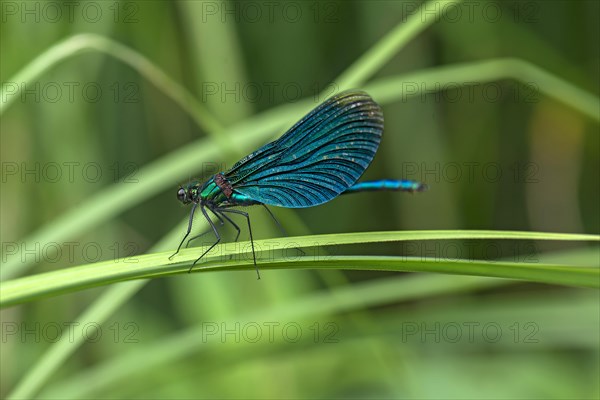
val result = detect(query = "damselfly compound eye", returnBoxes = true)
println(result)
[177,188,186,203]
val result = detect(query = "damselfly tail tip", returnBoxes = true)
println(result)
[417,183,429,192]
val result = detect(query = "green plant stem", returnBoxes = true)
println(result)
[0,34,241,156]
[371,58,600,122]
[334,0,464,90]
[2,231,598,308]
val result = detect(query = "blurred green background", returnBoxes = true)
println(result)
[1,0,599,399]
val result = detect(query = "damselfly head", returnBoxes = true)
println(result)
[177,187,191,204]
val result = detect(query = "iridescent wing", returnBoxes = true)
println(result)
[225,90,383,208]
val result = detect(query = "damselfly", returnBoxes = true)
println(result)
[170,90,427,278]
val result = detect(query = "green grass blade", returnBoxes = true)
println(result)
[371,58,600,122]
[334,0,464,89]
[0,34,227,140]
[2,230,598,308]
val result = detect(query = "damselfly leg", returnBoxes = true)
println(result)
[188,205,221,273]
[217,208,260,280]
[169,202,198,260]
[185,208,225,248]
